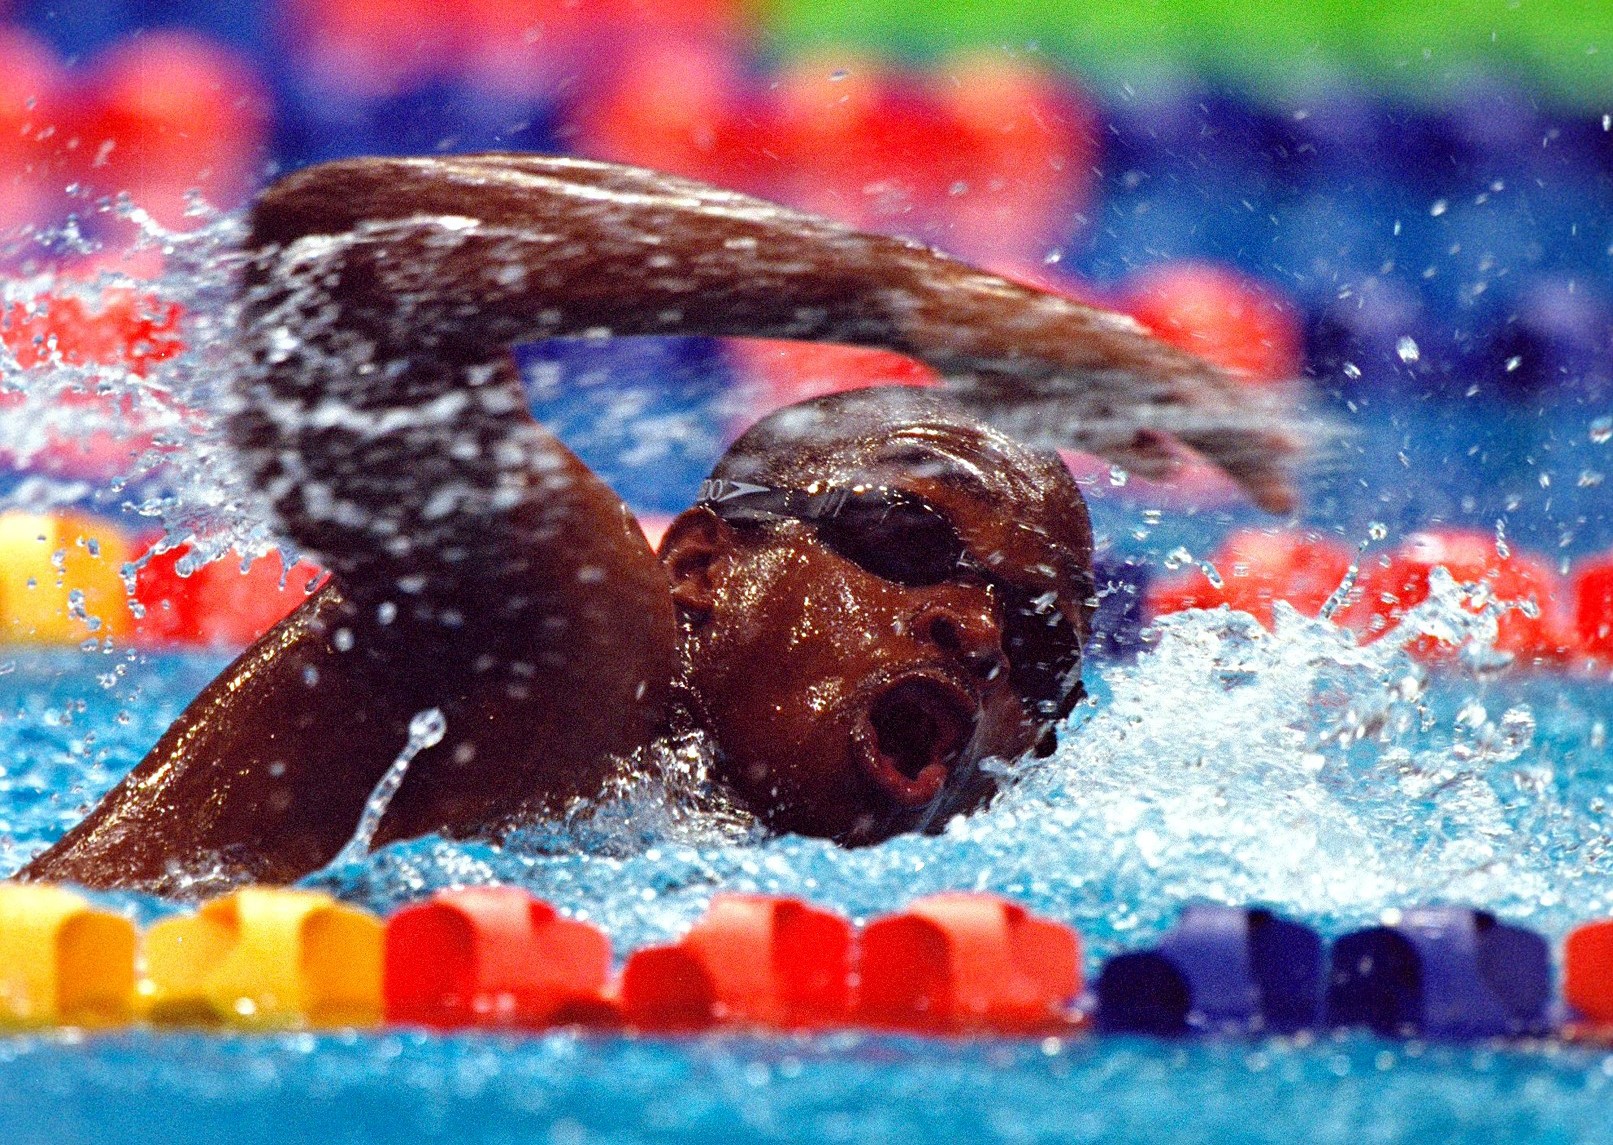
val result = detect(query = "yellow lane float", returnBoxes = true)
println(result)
[0,510,134,644]
[141,888,383,1028]
[0,883,137,1027]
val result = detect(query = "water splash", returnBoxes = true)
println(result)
[0,198,1609,961]
[0,207,283,569]
[289,573,1613,955]
[330,706,447,869]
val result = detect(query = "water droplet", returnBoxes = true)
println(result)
[1590,416,1612,445]
[334,707,447,866]
[1396,336,1420,364]
[1162,546,1193,571]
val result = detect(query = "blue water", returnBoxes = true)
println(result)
[2,180,1612,1145]
[2,595,1612,1143]
[8,1030,1613,1145]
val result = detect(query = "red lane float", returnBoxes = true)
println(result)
[1148,526,1586,667]
[1342,529,1575,663]
[1147,528,1355,629]
[620,894,855,1032]
[186,551,327,648]
[74,32,270,230]
[1563,919,1613,1035]
[1120,262,1303,384]
[0,27,68,233]
[1574,556,1613,661]
[128,541,326,649]
[855,893,1082,1034]
[383,886,612,1029]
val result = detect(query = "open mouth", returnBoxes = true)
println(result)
[857,676,977,807]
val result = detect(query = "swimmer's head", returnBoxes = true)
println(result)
[658,386,1094,845]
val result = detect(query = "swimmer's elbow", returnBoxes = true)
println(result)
[246,156,421,255]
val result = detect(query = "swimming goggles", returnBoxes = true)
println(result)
[696,478,1085,721]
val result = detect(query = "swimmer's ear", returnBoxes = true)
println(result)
[659,507,731,622]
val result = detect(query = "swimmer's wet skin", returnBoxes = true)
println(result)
[20,154,1303,895]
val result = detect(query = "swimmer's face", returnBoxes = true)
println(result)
[661,423,1093,844]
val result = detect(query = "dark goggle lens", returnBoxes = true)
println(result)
[817,498,964,587]
[827,497,1084,718]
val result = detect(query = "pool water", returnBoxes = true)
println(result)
[9,1030,1613,1145]
[4,211,1613,1143]
[2,583,1612,1142]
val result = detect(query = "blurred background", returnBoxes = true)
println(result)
[0,0,1609,659]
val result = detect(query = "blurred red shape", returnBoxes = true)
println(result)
[384,886,612,1029]
[728,340,938,430]
[0,27,67,232]
[129,543,326,650]
[931,52,1098,264]
[127,547,322,650]
[1122,262,1303,383]
[74,32,270,229]
[287,0,448,97]
[770,55,946,232]
[0,289,183,373]
[1147,528,1355,629]
[573,46,1096,266]
[574,39,767,193]
[1340,529,1574,662]
[855,893,1081,1033]
[1574,556,1613,661]
[0,287,185,479]
[127,539,202,648]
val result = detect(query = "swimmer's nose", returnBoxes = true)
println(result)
[911,598,1008,687]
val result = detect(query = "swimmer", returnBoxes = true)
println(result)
[21,155,1299,894]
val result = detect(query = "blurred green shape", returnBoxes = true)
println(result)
[760,0,1613,105]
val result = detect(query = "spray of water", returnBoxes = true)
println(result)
[1,201,1608,957]
[331,706,447,869]
[290,568,1610,955]
[0,205,281,570]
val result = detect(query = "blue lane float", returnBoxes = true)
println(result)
[1325,907,1552,1039]
[1094,905,1323,1036]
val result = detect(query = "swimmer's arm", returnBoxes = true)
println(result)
[243,153,1299,513]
